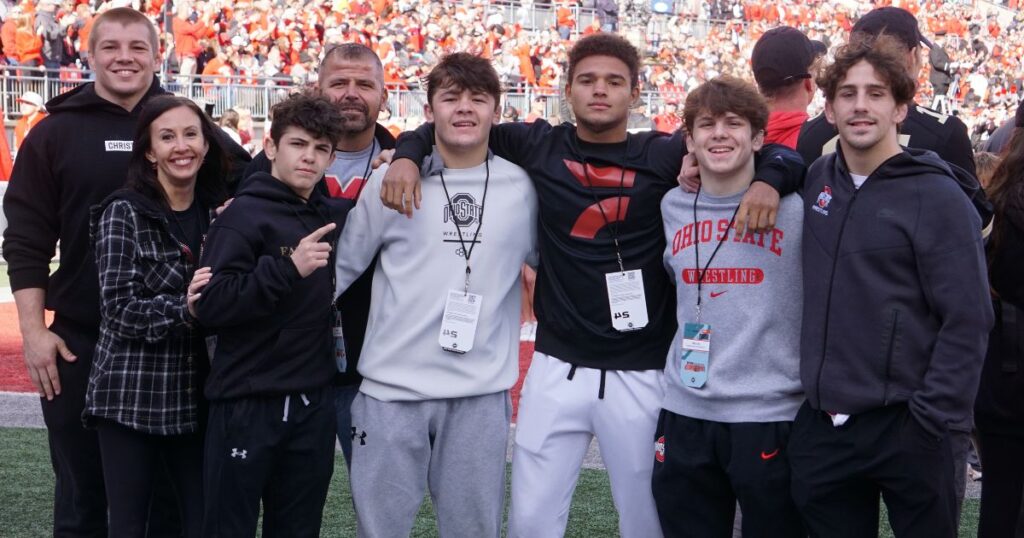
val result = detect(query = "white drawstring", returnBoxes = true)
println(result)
[283,395,291,422]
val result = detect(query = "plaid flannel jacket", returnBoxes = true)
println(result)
[84,193,209,435]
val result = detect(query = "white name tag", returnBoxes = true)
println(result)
[439,290,483,354]
[605,270,649,332]
[105,140,133,152]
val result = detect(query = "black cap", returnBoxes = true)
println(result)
[751,26,826,90]
[852,7,934,50]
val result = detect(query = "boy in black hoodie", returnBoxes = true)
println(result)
[195,94,346,537]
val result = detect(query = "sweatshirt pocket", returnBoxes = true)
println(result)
[882,308,900,404]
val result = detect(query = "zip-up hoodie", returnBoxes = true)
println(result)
[196,172,352,400]
[2,79,169,328]
[801,147,994,436]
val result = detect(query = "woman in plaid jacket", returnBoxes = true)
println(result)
[84,95,232,538]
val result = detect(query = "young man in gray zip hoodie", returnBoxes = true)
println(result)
[788,35,993,538]
[654,76,805,538]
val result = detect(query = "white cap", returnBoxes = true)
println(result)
[18,91,45,110]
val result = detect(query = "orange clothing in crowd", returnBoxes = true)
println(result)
[1,18,16,59]
[0,132,12,181]
[77,15,93,54]
[15,24,42,64]
[14,112,47,151]
[173,16,208,59]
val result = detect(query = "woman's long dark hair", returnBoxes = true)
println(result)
[125,95,231,209]
[987,127,1024,258]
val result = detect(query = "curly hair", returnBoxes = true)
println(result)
[683,76,769,137]
[567,33,640,89]
[269,92,344,147]
[816,34,916,106]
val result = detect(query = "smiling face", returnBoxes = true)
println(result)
[266,126,335,199]
[686,111,763,183]
[425,85,499,160]
[825,59,907,154]
[145,105,209,190]
[90,20,159,110]
[565,55,638,142]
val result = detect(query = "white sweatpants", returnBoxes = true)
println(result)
[509,352,665,538]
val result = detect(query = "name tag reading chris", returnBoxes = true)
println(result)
[105,140,133,152]
[605,270,649,332]
[439,290,483,354]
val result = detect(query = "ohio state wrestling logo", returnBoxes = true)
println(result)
[443,193,482,226]
[654,435,666,463]
[812,185,833,216]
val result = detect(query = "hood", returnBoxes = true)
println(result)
[45,77,168,116]
[835,146,994,224]
[237,171,329,207]
[88,188,168,246]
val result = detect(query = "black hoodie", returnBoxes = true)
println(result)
[196,172,352,400]
[3,78,251,329]
[3,80,169,328]
[801,147,994,437]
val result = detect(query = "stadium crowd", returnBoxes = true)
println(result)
[2,0,1024,142]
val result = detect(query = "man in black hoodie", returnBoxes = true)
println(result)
[2,8,199,536]
[195,94,347,537]
[788,36,993,538]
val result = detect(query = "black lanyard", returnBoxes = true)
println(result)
[351,138,377,201]
[692,185,740,322]
[439,159,490,295]
[576,135,630,272]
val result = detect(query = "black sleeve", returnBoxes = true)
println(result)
[752,143,807,195]
[1,126,59,291]
[211,128,252,195]
[943,115,978,178]
[393,121,552,168]
[195,216,302,327]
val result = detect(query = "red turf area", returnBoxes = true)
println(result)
[0,302,535,419]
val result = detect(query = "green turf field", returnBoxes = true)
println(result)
[0,427,980,537]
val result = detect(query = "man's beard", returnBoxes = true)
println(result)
[337,103,371,134]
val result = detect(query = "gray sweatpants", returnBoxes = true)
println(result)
[349,391,511,538]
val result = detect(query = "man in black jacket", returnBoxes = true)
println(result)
[2,8,248,536]
[789,35,993,538]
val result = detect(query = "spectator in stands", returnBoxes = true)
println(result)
[1,6,19,66]
[34,0,62,72]
[13,8,41,67]
[219,108,242,145]
[13,91,46,156]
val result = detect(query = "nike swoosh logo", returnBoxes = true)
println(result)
[761,449,780,460]
[710,291,727,298]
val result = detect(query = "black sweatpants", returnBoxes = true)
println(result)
[202,386,336,537]
[95,419,204,538]
[651,410,804,538]
[788,401,956,538]
[977,431,1024,538]
[43,316,107,537]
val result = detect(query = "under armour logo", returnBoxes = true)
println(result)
[351,427,367,446]
[230,448,247,459]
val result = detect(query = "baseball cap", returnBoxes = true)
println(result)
[852,7,934,50]
[751,26,826,90]
[17,91,45,110]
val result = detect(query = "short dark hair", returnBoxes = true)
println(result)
[89,7,159,54]
[683,76,769,136]
[426,52,502,109]
[567,34,640,89]
[269,93,344,146]
[320,42,384,81]
[817,34,916,106]
[126,95,230,208]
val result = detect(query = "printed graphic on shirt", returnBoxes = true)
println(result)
[812,185,832,216]
[325,174,367,200]
[442,192,484,256]
[666,217,789,287]
[105,140,133,152]
[563,159,636,239]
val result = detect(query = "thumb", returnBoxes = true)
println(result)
[56,339,77,362]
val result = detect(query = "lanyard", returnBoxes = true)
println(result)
[439,159,490,295]
[167,201,206,266]
[577,137,630,271]
[351,138,377,201]
[692,185,739,322]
